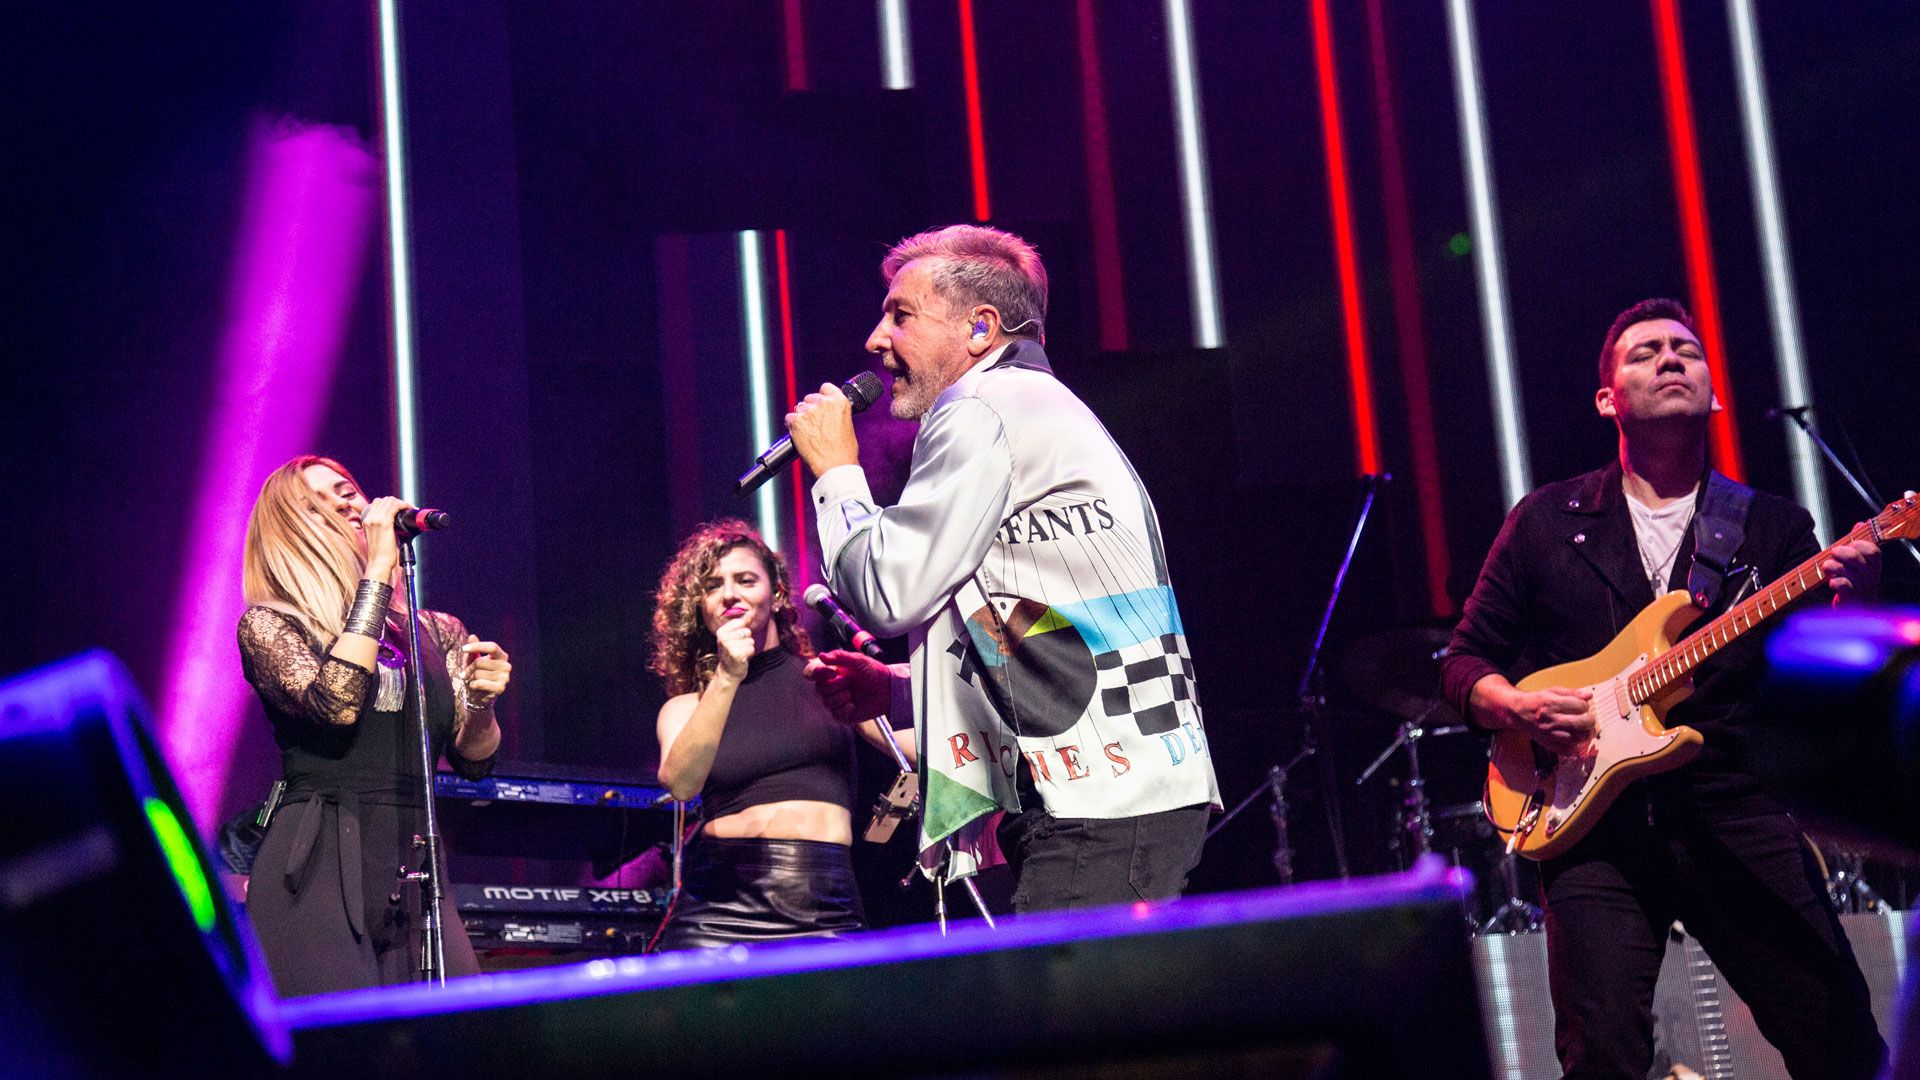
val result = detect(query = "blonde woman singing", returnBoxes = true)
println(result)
[237,455,508,994]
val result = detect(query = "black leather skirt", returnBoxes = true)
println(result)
[653,836,866,951]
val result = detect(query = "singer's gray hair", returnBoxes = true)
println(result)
[882,225,1048,342]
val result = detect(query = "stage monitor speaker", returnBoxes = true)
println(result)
[285,859,1494,1079]
[0,650,289,1078]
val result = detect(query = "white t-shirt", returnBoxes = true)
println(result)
[1625,485,1698,594]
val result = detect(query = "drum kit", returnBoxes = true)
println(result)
[1339,625,1540,934]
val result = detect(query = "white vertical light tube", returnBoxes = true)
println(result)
[1727,0,1831,541]
[879,0,914,90]
[1446,0,1531,507]
[739,231,780,544]
[377,0,421,509]
[1162,0,1224,349]
[377,0,425,588]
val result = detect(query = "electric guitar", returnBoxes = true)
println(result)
[1486,490,1918,860]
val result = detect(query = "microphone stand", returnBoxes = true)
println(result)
[1206,473,1386,883]
[870,708,994,930]
[397,536,448,986]
[1775,406,1920,569]
[1772,405,1912,918]
[822,618,997,930]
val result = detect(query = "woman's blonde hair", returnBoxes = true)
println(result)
[649,520,811,696]
[242,455,369,647]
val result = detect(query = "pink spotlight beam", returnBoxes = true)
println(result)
[158,118,379,832]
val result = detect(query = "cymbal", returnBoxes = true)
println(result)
[1338,625,1463,728]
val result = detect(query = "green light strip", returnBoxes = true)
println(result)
[143,797,216,933]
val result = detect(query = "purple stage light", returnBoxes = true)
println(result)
[157,119,380,831]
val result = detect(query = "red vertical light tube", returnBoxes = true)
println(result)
[1652,0,1743,479]
[774,229,809,587]
[1364,0,1451,617]
[958,0,992,221]
[782,0,810,91]
[1075,0,1128,351]
[1310,0,1382,477]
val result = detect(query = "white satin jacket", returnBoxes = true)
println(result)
[814,340,1220,868]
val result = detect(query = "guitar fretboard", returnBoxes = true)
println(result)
[1627,492,1914,703]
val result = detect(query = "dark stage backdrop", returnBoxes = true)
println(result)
[7,1,1918,922]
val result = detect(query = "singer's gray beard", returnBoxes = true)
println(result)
[886,372,945,421]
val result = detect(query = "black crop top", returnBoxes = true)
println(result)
[698,647,856,821]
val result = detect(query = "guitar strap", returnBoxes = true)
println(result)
[1686,471,1754,610]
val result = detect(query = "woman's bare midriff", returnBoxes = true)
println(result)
[703,799,853,845]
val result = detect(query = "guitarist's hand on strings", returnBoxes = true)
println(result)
[1470,676,1596,757]
[1823,529,1882,606]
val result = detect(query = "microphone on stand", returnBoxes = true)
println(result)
[1765,404,1812,420]
[803,584,884,659]
[736,371,886,495]
[394,507,450,539]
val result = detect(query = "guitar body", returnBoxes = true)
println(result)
[1485,591,1707,860]
[1480,488,1919,860]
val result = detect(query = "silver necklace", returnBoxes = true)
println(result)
[1630,500,1693,593]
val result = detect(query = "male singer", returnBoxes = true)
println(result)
[1441,297,1885,1078]
[786,224,1219,913]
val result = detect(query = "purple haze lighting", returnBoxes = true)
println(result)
[157,119,379,830]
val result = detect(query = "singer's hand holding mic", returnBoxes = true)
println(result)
[356,497,450,581]
[358,497,409,577]
[738,372,883,495]
[393,505,450,538]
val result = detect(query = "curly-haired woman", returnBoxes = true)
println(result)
[650,519,910,949]
[237,455,508,994]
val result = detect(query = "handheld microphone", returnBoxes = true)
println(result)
[736,371,886,495]
[803,583,884,659]
[394,507,450,539]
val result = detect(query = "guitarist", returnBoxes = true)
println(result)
[1441,298,1886,1079]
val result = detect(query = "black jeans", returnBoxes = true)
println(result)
[1540,789,1884,1080]
[995,802,1209,914]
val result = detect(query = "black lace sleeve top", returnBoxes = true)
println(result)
[236,605,497,794]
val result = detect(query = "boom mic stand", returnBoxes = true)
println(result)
[397,536,449,986]
[1772,404,1912,912]
[1206,473,1387,883]
[870,710,996,932]
[1773,405,1920,569]
[815,604,995,929]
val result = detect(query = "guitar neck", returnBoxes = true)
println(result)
[1630,524,1870,702]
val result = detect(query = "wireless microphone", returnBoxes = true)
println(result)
[735,371,886,495]
[803,584,884,659]
[394,507,450,539]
